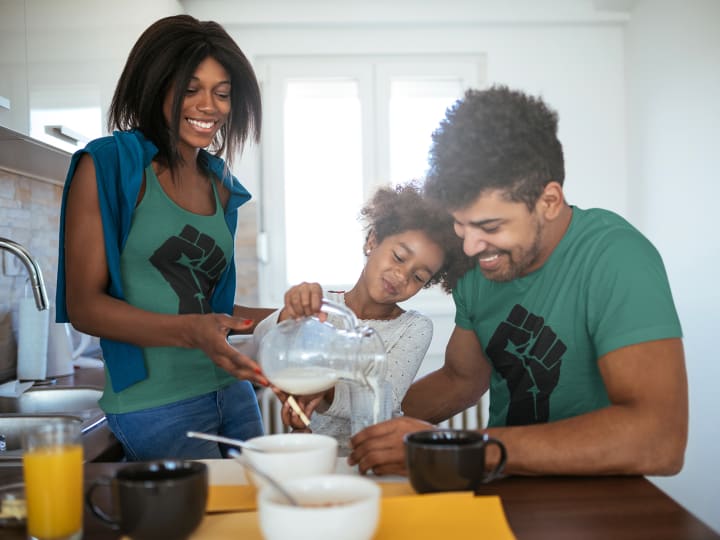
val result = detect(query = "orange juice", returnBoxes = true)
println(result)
[23,444,83,539]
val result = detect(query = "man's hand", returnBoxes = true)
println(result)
[348,417,435,476]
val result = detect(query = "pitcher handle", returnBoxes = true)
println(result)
[321,298,359,330]
[85,476,121,530]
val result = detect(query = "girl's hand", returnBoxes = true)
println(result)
[279,282,327,322]
[273,386,333,430]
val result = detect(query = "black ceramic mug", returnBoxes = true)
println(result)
[86,460,208,540]
[404,429,507,494]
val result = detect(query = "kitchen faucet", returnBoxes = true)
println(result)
[0,237,49,311]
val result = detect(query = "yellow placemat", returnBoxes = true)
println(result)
[195,491,515,539]
[375,492,516,540]
[192,511,261,539]
[206,484,257,513]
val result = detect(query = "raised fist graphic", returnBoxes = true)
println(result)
[486,304,566,425]
[149,225,227,314]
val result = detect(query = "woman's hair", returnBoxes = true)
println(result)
[360,182,475,292]
[425,85,564,212]
[108,14,261,171]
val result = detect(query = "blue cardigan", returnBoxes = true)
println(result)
[55,130,251,392]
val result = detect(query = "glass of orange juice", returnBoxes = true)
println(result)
[22,422,83,540]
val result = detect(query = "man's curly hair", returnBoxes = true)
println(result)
[425,85,565,212]
[360,182,475,293]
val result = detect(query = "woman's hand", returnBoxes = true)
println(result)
[189,313,269,387]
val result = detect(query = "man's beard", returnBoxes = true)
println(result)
[478,220,543,282]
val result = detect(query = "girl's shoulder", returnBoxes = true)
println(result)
[369,309,432,332]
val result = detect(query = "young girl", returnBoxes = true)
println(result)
[254,182,472,447]
[56,15,273,460]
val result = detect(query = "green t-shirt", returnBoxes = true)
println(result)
[453,207,682,427]
[100,166,236,414]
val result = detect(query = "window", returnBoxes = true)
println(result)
[257,55,484,306]
[283,80,364,285]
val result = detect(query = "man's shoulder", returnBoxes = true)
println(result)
[570,207,654,252]
[566,208,667,287]
[573,207,635,232]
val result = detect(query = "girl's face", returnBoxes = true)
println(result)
[164,56,231,154]
[364,230,445,304]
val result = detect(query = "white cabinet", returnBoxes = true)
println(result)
[1,0,177,150]
[0,0,29,135]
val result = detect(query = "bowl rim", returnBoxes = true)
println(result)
[258,474,381,508]
[246,432,338,451]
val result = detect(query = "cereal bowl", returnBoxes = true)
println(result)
[241,433,338,489]
[257,474,380,540]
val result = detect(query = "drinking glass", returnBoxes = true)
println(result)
[22,422,83,540]
[349,380,394,436]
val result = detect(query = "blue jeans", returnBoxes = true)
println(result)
[106,380,264,461]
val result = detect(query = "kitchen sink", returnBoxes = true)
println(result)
[0,386,103,416]
[0,386,107,465]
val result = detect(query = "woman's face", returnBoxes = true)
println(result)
[164,56,231,153]
[363,229,445,304]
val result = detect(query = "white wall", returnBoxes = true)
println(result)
[625,0,720,532]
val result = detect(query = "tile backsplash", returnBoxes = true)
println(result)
[0,165,260,382]
[0,168,61,381]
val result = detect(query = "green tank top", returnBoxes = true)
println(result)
[100,165,236,413]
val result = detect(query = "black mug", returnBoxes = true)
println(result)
[404,429,507,494]
[86,460,208,540]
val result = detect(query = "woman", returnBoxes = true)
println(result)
[254,182,473,448]
[56,15,272,460]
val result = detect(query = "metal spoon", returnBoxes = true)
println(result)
[185,431,269,453]
[227,449,300,507]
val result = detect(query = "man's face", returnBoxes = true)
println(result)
[451,190,546,282]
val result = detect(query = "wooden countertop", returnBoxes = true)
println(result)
[2,461,717,540]
[50,366,107,389]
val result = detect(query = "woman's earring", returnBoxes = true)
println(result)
[364,248,371,256]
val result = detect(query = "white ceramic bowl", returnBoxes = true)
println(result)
[241,433,338,489]
[258,474,381,540]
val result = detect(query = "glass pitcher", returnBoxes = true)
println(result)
[257,299,387,395]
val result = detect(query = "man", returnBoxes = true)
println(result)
[348,85,688,477]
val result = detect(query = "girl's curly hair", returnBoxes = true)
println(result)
[360,181,475,292]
